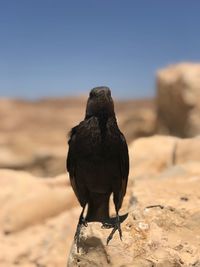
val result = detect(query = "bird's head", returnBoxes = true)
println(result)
[85,86,115,118]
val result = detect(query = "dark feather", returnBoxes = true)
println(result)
[66,87,129,222]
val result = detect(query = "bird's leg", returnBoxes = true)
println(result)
[106,212,122,245]
[101,217,114,229]
[101,222,113,229]
[74,205,87,253]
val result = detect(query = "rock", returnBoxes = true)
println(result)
[175,136,200,164]
[129,135,178,178]
[0,170,77,233]
[178,161,200,176]
[67,135,200,266]
[118,108,156,141]
[41,173,71,187]
[68,207,200,267]
[129,135,200,179]
[68,167,200,267]
[0,97,155,176]
[0,144,67,177]
[156,63,200,137]
[1,136,200,266]
[0,207,80,267]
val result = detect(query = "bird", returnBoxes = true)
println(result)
[67,86,129,251]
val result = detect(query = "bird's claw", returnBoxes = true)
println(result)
[82,219,88,227]
[106,227,116,245]
[106,216,122,245]
[118,224,122,241]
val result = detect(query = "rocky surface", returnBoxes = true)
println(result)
[0,135,200,266]
[68,136,200,267]
[129,135,200,178]
[0,97,155,176]
[156,63,200,137]
[0,170,77,234]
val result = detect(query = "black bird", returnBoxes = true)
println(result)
[67,87,129,250]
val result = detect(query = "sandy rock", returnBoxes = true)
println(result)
[130,135,200,179]
[118,107,156,141]
[133,167,200,213]
[0,170,77,233]
[175,136,200,164]
[1,136,200,266]
[68,208,200,267]
[129,135,178,178]
[156,63,200,137]
[42,173,70,188]
[178,161,200,176]
[0,207,80,267]
[0,97,155,176]
[0,145,67,177]
[68,171,200,267]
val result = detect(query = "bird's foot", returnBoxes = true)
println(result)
[74,218,88,253]
[101,222,113,229]
[82,218,88,227]
[106,215,122,245]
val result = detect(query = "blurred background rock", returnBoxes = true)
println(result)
[0,96,155,177]
[1,62,200,178]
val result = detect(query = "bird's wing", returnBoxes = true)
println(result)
[119,133,129,198]
[66,126,80,202]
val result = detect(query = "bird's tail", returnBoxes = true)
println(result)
[86,192,110,222]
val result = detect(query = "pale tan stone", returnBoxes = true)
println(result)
[156,63,200,137]
[1,136,200,266]
[0,170,77,233]
[0,97,155,177]
[129,135,178,178]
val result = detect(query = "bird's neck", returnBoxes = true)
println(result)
[97,112,115,141]
[85,108,115,119]
[85,112,115,141]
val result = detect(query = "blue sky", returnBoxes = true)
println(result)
[0,0,200,99]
